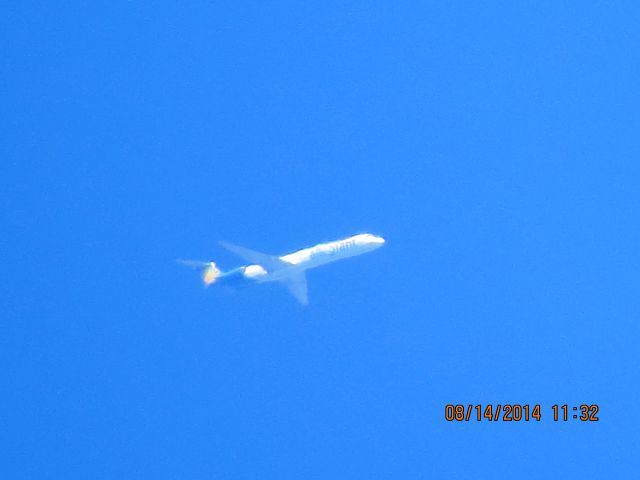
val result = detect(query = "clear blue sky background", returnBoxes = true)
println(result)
[2,2,639,478]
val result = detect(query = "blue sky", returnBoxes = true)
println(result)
[2,2,639,478]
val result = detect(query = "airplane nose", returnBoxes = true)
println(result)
[374,236,385,245]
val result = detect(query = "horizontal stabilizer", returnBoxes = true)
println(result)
[176,259,211,268]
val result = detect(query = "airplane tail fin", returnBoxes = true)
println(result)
[177,260,221,287]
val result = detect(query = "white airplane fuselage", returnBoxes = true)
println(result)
[228,233,385,282]
[252,233,385,282]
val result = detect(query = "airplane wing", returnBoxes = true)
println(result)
[218,241,287,272]
[281,271,308,305]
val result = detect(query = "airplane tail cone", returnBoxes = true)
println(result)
[177,259,221,287]
[201,262,221,287]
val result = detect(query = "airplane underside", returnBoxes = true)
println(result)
[180,233,384,305]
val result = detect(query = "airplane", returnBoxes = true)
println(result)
[179,233,385,305]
